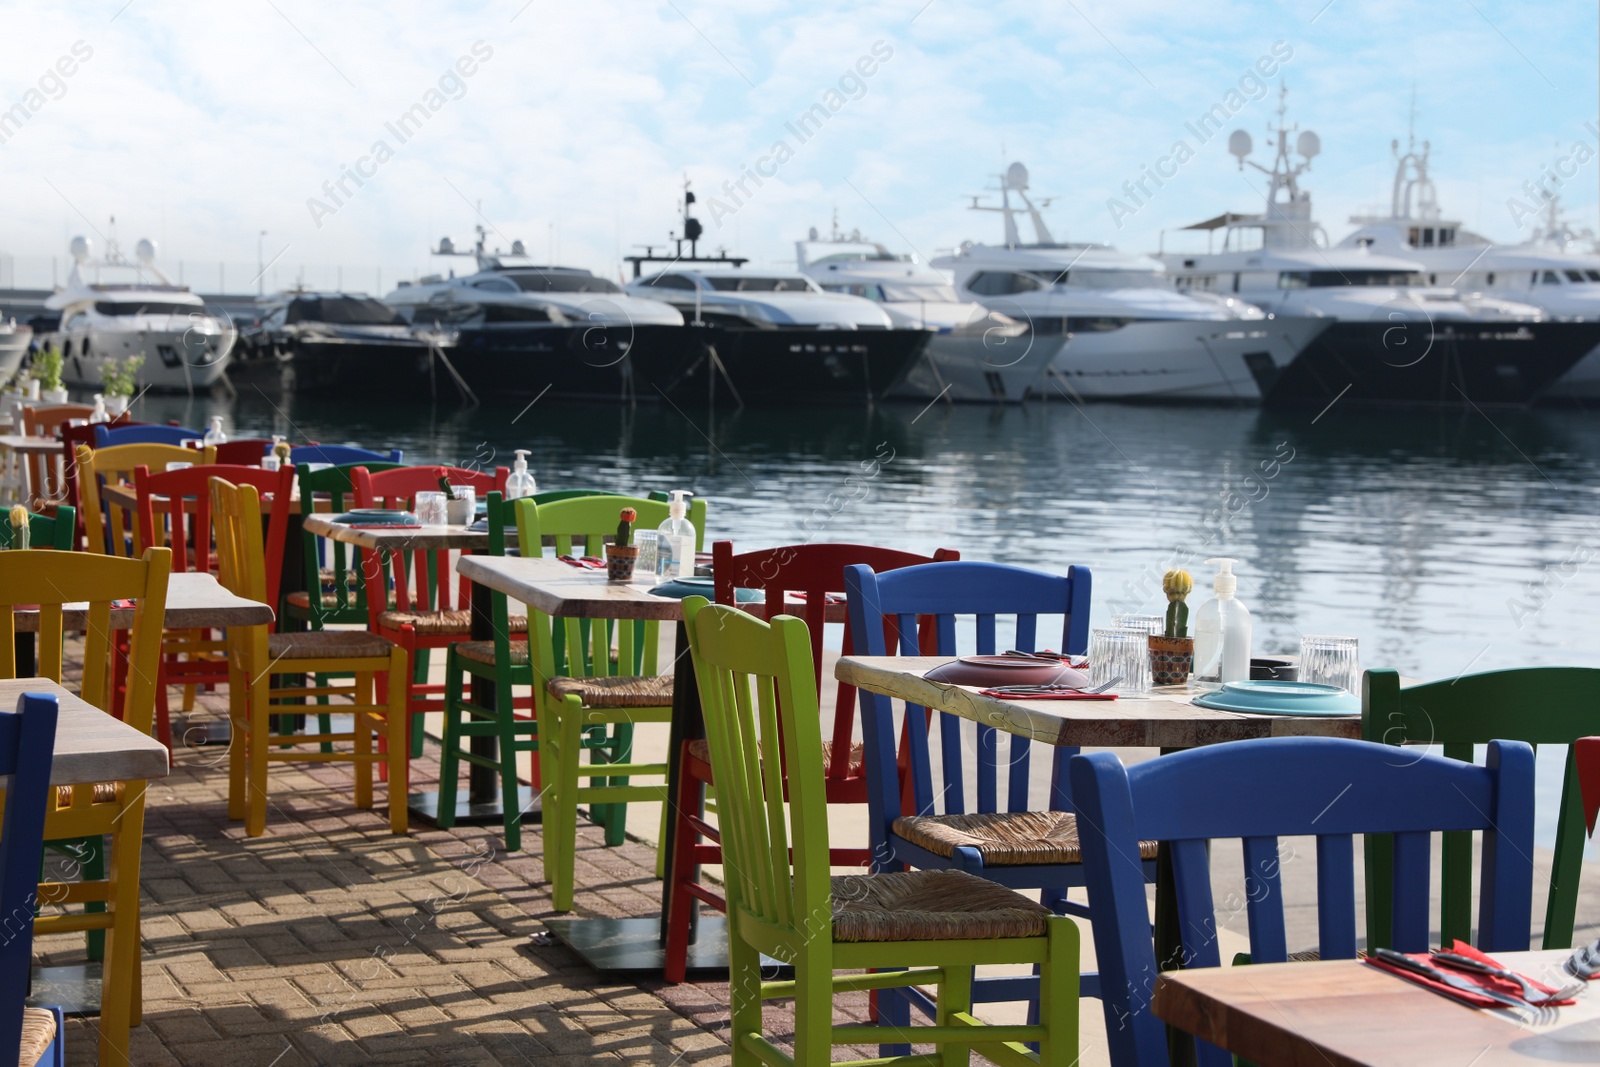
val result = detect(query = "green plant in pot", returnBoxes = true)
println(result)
[1148,569,1194,686]
[99,355,143,414]
[31,342,65,402]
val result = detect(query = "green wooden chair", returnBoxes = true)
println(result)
[683,595,1079,1067]
[514,493,704,909]
[0,505,76,551]
[1363,666,1600,951]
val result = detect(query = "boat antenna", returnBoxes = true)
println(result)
[622,176,748,277]
[966,162,1055,247]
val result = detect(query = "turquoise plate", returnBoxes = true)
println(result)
[1193,679,1359,717]
[332,509,419,526]
[649,577,762,603]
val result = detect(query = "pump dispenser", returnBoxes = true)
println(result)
[203,416,227,447]
[656,490,696,579]
[506,450,537,499]
[89,394,109,424]
[1192,557,1253,685]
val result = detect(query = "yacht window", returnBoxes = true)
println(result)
[93,300,203,316]
[1542,271,1562,285]
[830,284,884,300]
[286,297,405,326]
[472,278,519,293]
[1024,269,1071,286]
[1294,270,1428,287]
[1408,227,1421,247]
[880,282,960,303]
[1278,272,1309,289]
[1439,228,1456,246]
[63,312,86,331]
[705,276,812,292]
[508,272,622,294]
[966,271,1043,296]
[1566,270,1587,283]
[1588,271,1600,282]
[1421,229,1435,247]
[1060,270,1166,290]
[1487,272,1496,285]
[642,274,697,290]
[1232,273,1240,293]
[482,304,556,323]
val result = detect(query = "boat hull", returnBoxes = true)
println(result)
[59,328,233,392]
[438,323,928,405]
[886,329,1060,402]
[1044,317,1329,402]
[232,334,436,394]
[0,332,28,387]
[1252,319,1600,407]
[1543,341,1600,401]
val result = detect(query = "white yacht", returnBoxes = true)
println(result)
[1161,86,1600,406]
[1336,133,1600,398]
[936,162,1325,402]
[47,236,234,393]
[0,319,29,387]
[796,221,1049,402]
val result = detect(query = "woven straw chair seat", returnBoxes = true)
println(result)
[268,630,395,660]
[687,738,864,777]
[456,640,530,667]
[377,609,527,636]
[894,810,1161,867]
[288,589,397,610]
[57,781,120,807]
[20,1006,55,1066]
[547,674,674,708]
[831,869,1050,942]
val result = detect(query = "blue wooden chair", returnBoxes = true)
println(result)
[0,693,66,1066]
[289,444,402,466]
[1071,737,1536,1067]
[92,424,199,448]
[844,559,1152,1028]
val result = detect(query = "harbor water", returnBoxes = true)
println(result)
[139,389,1600,856]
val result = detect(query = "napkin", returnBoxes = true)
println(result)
[977,689,1117,701]
[1365,939,1580,1008]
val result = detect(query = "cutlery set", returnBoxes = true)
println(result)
[1372,946,1590,1021]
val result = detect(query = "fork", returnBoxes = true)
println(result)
[989,676,1121,695]
[1373,949,1549,1020]
[1431,950,1588,1005]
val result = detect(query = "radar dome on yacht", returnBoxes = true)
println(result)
[1297,131,1321,160]
[135,238,158,263]
[1006,162,1029,190]
[1228,130,1252,162]
[437,236,455,254]
[511,239,526,255]
[70,235,92,261]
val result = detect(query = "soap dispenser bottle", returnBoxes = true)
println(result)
[203,416,227,447]
[505,450,538,500]
[655,490,696,579]
[1192,557,1253,685]
[89,394,109,424]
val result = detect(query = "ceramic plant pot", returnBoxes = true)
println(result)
[605,543,639,582]
[105,395,129,416]
[1148,635,1195,687]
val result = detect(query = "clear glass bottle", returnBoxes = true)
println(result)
[655,490,696,579]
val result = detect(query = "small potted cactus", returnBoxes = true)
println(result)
[606,507,640,581]
[1148,569,1194,686]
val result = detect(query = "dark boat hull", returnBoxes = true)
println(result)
[231,333,435,394]
[442,323,927,406]
[1252,320,1600,407]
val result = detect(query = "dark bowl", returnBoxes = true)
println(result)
[1251,657,1299,682]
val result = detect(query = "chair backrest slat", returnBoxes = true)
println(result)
[289,444,402,467]
[1072,736,1536,1067]
[94,424,200,448]
[293,461,402,627]
[1314,833,1358,959]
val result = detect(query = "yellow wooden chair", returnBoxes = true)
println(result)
[210,477,409,835]
[75,442,215,558]
[0,546,171,1067]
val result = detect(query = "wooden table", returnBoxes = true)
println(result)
[0,434,61,506]
[100,481,304,515]
[305,516,504,825]
[833,656,1364,749]
[2,678,170,1065]
[1153,949,1600,1065]
[455,554,710,973]
[11,571,276,632]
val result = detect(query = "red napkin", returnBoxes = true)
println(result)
[992,692,1117,701]
[1365,939,1580,1007]
[1577,737,1600,837]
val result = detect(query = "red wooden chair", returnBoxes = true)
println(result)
[133,462,296,747]
[21,404,94,512]
[1580,737,1600,839]
[212,439,276,466]
[663,540,958,983]
[350,464,509,792]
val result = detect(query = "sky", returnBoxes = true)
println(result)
[1,0,1596,293]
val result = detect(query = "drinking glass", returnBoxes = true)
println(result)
[1089,627,1152,695]
[445,485,476,525]
[633,530,659,581]
[164,461,192,472]
[1111,612,1165,636]
[1300,634,1360,692]
[414,491,446,526]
